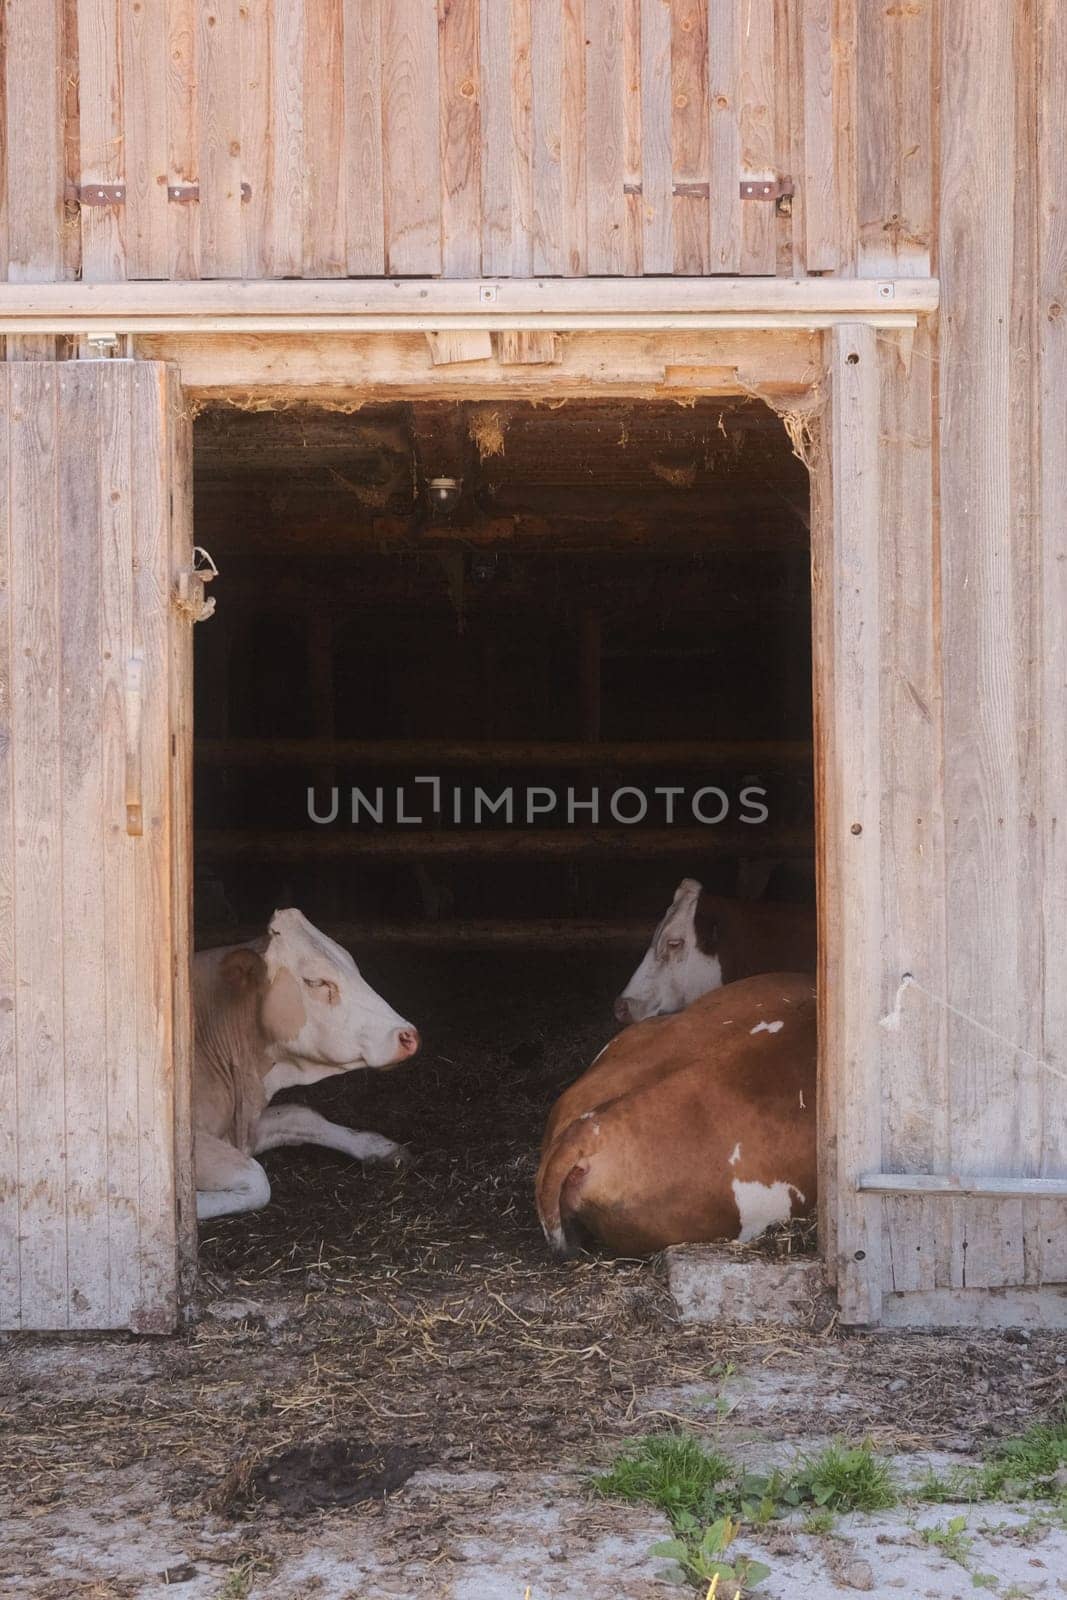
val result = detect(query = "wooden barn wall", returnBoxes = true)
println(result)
[823,0,1067,1325]
[0,0,936,283]
[0,362,192,1332]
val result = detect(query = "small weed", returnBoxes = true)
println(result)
[801,1508,837,1535]
[970,1576,998,1592]
[734,1467,805,1526]
[914,1468,971,1503]
[912,1420,1067,1510]
[920,1515,973,1565]
[792,1442,898,1514]
[215,1552,273,1599]
[593,1435,734,1522]
[652,1514,771,1592]
[975,1422,1067,1501]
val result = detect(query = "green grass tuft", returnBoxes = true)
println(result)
[592,1434,735,1523]
[976,1421,1067,1501]
[792,1442,899,1514]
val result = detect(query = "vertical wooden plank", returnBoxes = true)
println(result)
[0,371,17,1325]
[479,0,512,273]
[129,365,178,1330]
[60,0,83,285]
[0,0,9,280]
[343,0,385,275]
[167,0,201,280]
[560,0,587,274]
[670,0,709,274]
[856,0,932,276]
[98,363,141,1326]
[739,0,777,274]
[832,0,859,276]
[876,322,947,1304]
[800,0,837,272]
[123,0,170,278]
[585,0,628,273]
[938,0,1035,1295]
[1037,0,1067,1283]
[708,0,740,272]
[9,366,66,1329]
[639,0,674,273]
[825,325,883,1325]
[199,0,245,277]
[77,0,126,281]
[529,0,562,275]
[304,0,346,275]
[773,0,798,276]
[270,0,305,277]
[950,1199,1027,1291]
[508,0,534,276]
[240,0,273,279]
[167,370,197,1292]
[621,0,643,275]
[1010,0,1044,1292]
[883,1198,936,1295]
[440,0,483,276]
[6,0,64,281]
[382,0,442,273]
[56,367,110,1327]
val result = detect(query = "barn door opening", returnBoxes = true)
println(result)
[189,396,816,1289]
[0,361,195,1333]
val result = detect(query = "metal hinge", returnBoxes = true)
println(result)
[72,183,126,207]
[168,182,252,203]
[740,175,795,216]
[174,548,218,624]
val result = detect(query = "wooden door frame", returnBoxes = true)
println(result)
[163,314,923,1325]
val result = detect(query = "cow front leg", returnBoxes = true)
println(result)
[195,1131,273,1220]
[251,1104,409,1166]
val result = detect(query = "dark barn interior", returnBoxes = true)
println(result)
[191,397,814,1280]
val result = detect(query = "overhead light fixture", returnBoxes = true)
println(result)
[427,476,462,517]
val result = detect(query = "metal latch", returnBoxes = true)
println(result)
[740,176,795,216]
[174,548,218,624]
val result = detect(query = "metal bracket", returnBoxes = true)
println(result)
[168,182,250,203]
[85,332,121,359]
[740,176,794,200]
[75,183,126,207]
[174,548,218,624]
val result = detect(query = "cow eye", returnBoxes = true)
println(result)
[304,977,338,1004]
[665,938,684,953]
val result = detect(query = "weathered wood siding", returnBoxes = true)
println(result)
[0,362,191,1332]
[0,0,936,282]
[821,0,1067,1324]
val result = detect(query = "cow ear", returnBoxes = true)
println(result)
[673,877,702,903]
[219,947,267,992]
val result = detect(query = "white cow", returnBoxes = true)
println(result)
[616,879,817,1024]
[194,908,419,1219]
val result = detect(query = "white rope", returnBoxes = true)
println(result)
[879,972,1067,1085]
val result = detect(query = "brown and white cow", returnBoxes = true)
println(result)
[194,908,419,1220]
[614,879,817,1023]
[536,973,815,1257]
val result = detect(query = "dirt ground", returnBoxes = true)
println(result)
[2,953,1065,1598]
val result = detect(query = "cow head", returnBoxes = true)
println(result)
[223,908,419,1073]
[614,878,723,1024]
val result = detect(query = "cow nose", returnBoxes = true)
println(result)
[614,996,633,1025]
[396,1026,420,1058]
